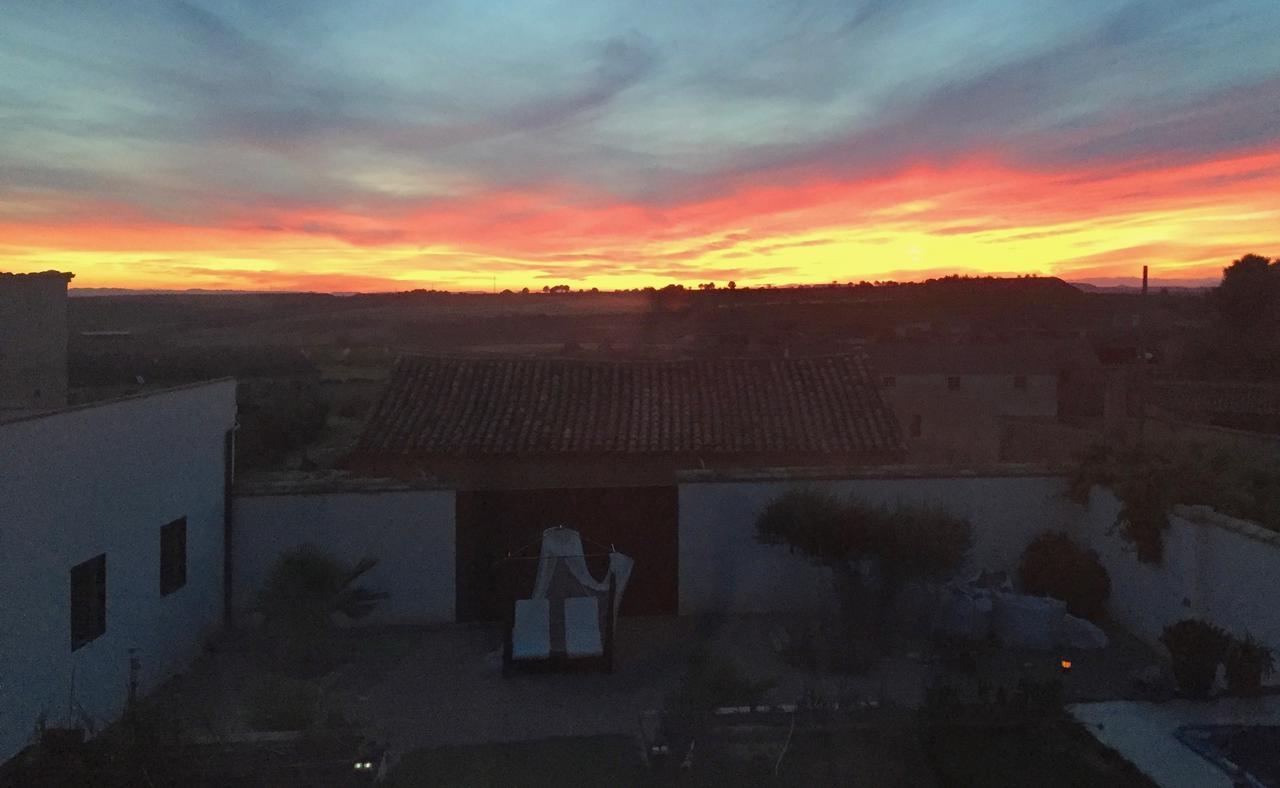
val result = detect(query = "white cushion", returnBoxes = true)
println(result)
[511,598,551,660]
[563,596,603,657]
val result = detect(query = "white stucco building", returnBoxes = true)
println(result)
[0,379,237,762]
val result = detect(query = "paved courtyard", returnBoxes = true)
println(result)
[149,612,1163,773]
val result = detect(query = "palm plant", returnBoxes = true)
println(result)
[258,546,388,632]
[257,546,388,675]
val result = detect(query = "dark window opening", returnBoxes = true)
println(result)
[71,554,106,650]
[910,414,922,438]
[882,375,896,388]
[160,517,187,596]
[1014,375,1028,389]
[947,376,961,391]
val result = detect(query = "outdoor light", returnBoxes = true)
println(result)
[354,761,374,770]
[1061,659,1073,673]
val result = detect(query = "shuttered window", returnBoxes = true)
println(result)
[71,554,106,650]
[160,517,187,596]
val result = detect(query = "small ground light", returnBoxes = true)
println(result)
[354,761,374,770]
[1061,659,1073,673]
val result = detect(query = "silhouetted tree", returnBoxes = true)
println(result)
[1215,253,1279,330]
[1210,253,1280,378]
[756,489,971,671]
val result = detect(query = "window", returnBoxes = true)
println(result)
[160,517,187,596]
[881,375,896,388]
[1014,375,1028,390]
[71,554,106,650]
[946,376,961,391]
[909,414,922,438]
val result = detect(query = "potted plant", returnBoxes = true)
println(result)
[1225,634,1275,696]
[1160,619,1229,699]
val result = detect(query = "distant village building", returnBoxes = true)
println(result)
[1150,380,1280,435]
[0,271,73,417]
[865,340,1102,464]
[344,353,903,619]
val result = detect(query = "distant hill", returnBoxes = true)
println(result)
[1069,277,1217,293]
[69,287,275,297]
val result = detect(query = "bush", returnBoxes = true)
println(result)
[235,380,330,469]
[1070,440,1280,563]
[665,651,777,714]
[1225,634,1275,696]
[1160,619,1230,699]
[1017,532,1110,621]
[258,546,387,632]
[257,547,388,675]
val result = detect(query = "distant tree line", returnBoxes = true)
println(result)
[69,345,318,387]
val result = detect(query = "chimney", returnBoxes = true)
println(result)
[0,271,74,415]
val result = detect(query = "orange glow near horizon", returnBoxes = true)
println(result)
[4,150,1278,292]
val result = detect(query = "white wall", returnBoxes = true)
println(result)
[680,474,1280,661]
[678,474,1079,615]
[232,490,456,624]
[1071,489,1280,655]
[0,381,236,762]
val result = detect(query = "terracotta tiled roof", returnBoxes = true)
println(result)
[1152,381,1280,416]
[355,354,902,461]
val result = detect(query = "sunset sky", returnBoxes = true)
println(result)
[3,1,1279,292]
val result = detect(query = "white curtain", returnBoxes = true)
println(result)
[531,526,633,622]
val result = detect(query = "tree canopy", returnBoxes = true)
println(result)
[755,488,972,581]
[1209,253,1280,379]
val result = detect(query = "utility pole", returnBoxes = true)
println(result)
[1137,265,1149,446]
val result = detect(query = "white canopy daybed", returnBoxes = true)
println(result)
[502,527,633,675]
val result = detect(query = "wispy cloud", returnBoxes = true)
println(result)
[2,0,1279,289]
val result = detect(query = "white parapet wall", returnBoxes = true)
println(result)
[1072,487,1280,655]
[232,489,456,624]
[677,473,1082,616]
[679,471,1280,661]
[0,380,236,763]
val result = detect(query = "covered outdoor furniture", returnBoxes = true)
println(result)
[502,527,633,675]
[511,598,551,660]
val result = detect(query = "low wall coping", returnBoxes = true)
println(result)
[677,463,1069,483]
[1173,504,1280,546]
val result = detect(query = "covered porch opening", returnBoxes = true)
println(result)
[454,486,678,622]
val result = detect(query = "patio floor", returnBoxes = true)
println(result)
[148,613,1163,771]
[1069,695,1280,788]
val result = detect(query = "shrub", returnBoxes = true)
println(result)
[257,547,388,675]
[1160,619,1230,699]
[755,489,972,673]
[665,651,777,714]
[1225,634,1276,696]
[1070,440,1280,563]
[755,489,972,580]
[1017,532,1111,621]
[235,380,330,469]
[259,546,387,632]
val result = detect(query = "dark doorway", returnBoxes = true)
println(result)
[455,486,678,621]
